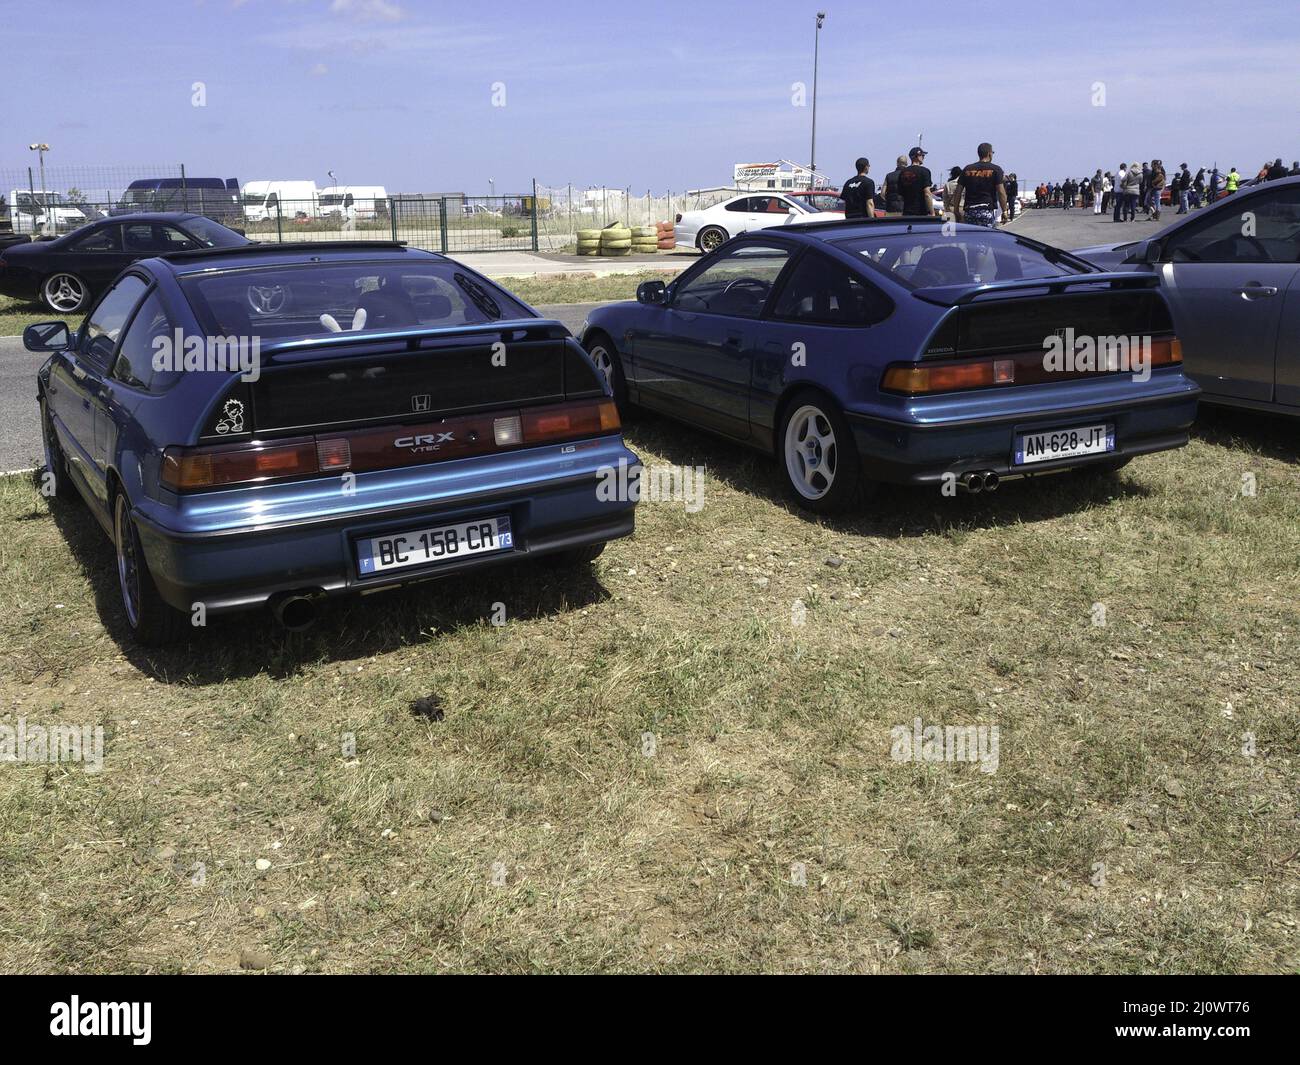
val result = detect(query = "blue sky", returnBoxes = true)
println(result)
[7,0,1298,195]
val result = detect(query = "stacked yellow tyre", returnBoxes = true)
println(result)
[576,228,602,256]
[655,220,676,250]
[599,224,632,257]
[630,226,658,254]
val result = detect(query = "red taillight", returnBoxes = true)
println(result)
[162,439,318,490]
[162,399,622,492]
[883,336,1183,395]
[1150,337,1182,365]
[520,398,620,441]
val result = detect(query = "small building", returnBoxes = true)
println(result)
[732,160,829,192]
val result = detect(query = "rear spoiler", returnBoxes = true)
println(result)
[912,272,1160,307]
[261,318,573,363]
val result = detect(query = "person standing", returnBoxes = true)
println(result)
[1113,164,1127,221]
[1122,162,1142,221]
[1225,167,1240,194]
[883,155,908,214]
[1093,169,1105,213]
[1266,158,1288,181]
[1290,161,1300,177]
[953,142,1007,228]
[1006,173,1019,218]
[897,147,934,216]
[1191,167,1205,208]
[943,167,962,217]
[1101,171,1113,214]
[840,157,876,220]
[1148,159,1165,220]
[1175,163,1191,214]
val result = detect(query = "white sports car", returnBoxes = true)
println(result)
[674,193,841,252]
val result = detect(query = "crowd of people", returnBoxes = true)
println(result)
[835,148,1296,230]
[839,142,1017,228]
[1031,157,1299,221]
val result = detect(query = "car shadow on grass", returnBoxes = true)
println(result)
[1193,405,1299,466]
[40,475,614,685]
[622,409,1153,538]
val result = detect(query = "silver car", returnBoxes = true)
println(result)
[1074,175,1300,413]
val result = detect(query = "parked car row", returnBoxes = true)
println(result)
[15,178,1298,646]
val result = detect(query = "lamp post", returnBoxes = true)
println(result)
[809,12,825,181]
[29,142,49,234]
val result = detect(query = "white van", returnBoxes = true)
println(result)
[242,180,319,223]
[316,185,388,223]
[5,190,87,234]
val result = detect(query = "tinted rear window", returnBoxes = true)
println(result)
[834,232,1090,289]
[179,261,532,343]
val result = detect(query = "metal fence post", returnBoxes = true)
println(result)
[390,197,398,241]
[530,179,539,252]
[275,199,283,242]
[439,197,449,254]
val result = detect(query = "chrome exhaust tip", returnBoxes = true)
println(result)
[271,592,319,631]
[959,471,984,494]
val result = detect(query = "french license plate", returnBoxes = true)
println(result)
[1014,423,1114,466]
[356,515,513,575]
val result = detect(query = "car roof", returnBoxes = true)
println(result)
[741,217,975,241]
[152,241,441,277]
[95,211,212,224]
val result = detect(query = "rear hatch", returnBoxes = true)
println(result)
[234,320,602,438]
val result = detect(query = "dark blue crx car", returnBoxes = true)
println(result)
[26,242,638,644]
[582,218,1198,512]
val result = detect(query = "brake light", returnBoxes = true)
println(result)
[162,399,622,492]
[1149,337,1182,365]
[162,439,318,490]
[521,399,620,441]
[883,335,1183,395]
[882,362,997,394]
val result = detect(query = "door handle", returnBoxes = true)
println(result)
[83,399,92,410]
[723,333,743,348]
[1237,284,1278,298]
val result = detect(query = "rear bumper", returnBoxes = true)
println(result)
[845,374,1200,485]
[131,437,640,613]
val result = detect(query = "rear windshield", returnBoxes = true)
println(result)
[182,216,246,247]
[180,261,532,342]
[833,232,1091,289]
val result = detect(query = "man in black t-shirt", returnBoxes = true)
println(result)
[839,157,876,219]
[953,142,1007,228]
[897,147,934,216]
[883,155,907,214]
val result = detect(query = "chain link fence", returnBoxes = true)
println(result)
[0,163,738,254]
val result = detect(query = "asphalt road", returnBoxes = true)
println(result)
[0,302,601,472]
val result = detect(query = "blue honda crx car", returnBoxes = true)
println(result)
[581,218,1199,512]
[25,242,639,645]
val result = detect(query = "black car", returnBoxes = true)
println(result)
[0,212,249,313]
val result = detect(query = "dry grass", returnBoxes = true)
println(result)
[0,406,1296,973]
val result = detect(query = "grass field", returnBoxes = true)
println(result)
[0,404,1296,973]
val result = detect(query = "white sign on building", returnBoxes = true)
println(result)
[732,159,828,191]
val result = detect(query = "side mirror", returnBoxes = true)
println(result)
[636,279,667,305]
[23,321,71,352]
[1135,239,1163,264]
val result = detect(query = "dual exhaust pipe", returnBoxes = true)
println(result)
[958,470,1000,494]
